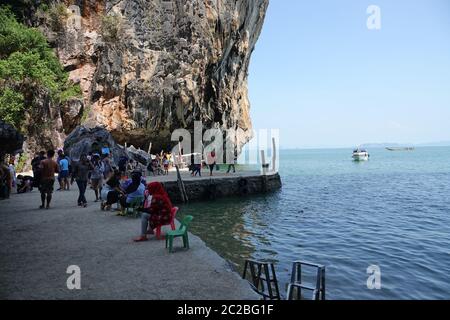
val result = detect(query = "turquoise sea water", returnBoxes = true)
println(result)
[180,147,450,300]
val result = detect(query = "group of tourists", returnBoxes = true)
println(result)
[28,150,114,208]
[2,147,240,205]
[0,155,38,199]
[1,143,243,247]
[98,166,174,242]
[189,150,238,177]
[2,147,239,240]
[147,152,172,176]
[0,156,15,199]
[2,148,176,243]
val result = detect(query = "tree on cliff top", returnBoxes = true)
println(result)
[0,6,80,129]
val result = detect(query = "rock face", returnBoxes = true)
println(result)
[18,86,78,168]
[45,0,269,153]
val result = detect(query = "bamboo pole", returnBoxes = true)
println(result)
[178,141,183,168]
[175,165,185,203]
[261,150,267,176]
[272,137,277,173]
[260,149,268,192]
[182,175,188,202]
[175,164,188,203]
[147,142,152,155]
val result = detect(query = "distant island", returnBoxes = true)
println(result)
[360,143,413,149]
[361,141,450,148]
[278,141,450,150]
[415,141,450,147]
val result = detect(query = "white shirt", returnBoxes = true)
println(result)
[9,164,16,186]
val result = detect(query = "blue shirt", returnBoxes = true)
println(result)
[59,158,69,171]
[127,183,145,204]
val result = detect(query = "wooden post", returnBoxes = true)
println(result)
[261,150,267,176]
[272,137,277,173]
[147,142,152,155]
[175,165,185,203]
[182,176,188,203]
[260,150,268,192]
[175,164,188,203]
[178,142,183,168]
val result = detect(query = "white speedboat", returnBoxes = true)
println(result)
[352,148,369,161]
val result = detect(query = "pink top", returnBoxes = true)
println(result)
[206,152,216,165]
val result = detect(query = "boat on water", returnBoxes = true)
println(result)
[352,148,369,161]
[386,147,415,151]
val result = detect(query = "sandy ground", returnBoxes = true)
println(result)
[0,186,258,300]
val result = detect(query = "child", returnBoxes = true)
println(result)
[17,175,34,193]
[163,158,169,175]
[8,156,17,193]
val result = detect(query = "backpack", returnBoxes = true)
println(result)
[91,162,104,179]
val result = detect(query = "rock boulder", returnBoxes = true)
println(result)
[0,120,24,159]
[64,125,127,163]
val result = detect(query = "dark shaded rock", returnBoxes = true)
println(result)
[64,125,127,163]
[126,145,151,166]
[64,125,153,166]
[0,120,24,159]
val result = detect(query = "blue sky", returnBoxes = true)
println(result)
[248,0,450,149]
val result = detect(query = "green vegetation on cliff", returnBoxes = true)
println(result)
[0,6,80,129]
[101,14,124,43]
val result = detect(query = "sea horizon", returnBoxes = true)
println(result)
[277,144,450,151]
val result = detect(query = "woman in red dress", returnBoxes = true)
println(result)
[134,182,173,242]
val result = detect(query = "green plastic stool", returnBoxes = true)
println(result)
[124,196,144,217]
[165,215,194,253]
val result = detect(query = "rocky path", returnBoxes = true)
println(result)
[0,187,257,300]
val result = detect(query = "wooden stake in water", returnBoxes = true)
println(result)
[178,142,183,167]
[261,150,267,176]
[147,142,152,155]
[175,165,188,203]
[272,137,277,173]
[260,149,268,192]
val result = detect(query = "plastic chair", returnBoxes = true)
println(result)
[155,207,178,240]
[165,215,193,253]
[124,196,144,217]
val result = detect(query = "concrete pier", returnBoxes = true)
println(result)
[145,170,282,204]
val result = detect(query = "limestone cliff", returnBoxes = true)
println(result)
[35,0,269,154]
